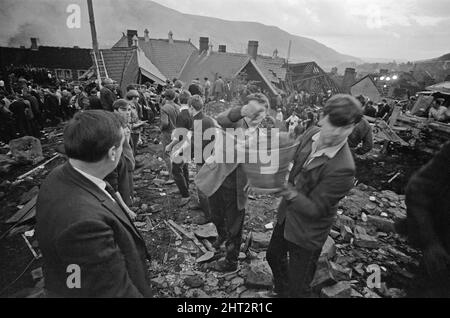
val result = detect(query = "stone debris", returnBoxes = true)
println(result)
[340,225,353,243]
[184,288,210,298]
[354,233,380,249]
[251,231,272,250]
[194,223,218,239]
[321,281,352,298]
[330,262,352,281]
[9,136,43,164]
[244,260,273,289]
[184,275,204,288]
[366,215,396,233]
[310,256,337,291]
[320,236,336,260]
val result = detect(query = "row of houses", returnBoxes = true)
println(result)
[96,29,342,96]
[0,30,341,98]
[0,38,92,83]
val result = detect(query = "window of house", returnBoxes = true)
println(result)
[65,70,72,79]
[56,69,64,79]
[78,70,87,78]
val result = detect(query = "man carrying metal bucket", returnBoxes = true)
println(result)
[267,94,363,297]
[195,93,278,272]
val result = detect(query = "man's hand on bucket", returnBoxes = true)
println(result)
[277,183,299,202]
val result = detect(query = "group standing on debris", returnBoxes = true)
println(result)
[0,69,445,298]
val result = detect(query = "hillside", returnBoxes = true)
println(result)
[1,0,361,69]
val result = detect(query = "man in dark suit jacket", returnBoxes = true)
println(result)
[267,94,363,298]
[402,141,450,297]
[36,110,151,298]
[196,93,281,272]
[100,78,117,112]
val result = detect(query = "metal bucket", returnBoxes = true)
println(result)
[242,132,298,193]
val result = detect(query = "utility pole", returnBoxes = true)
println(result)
[87,0,102,87]
[87,0,99,54]
[287,40,292,64]
[286,40,293,91]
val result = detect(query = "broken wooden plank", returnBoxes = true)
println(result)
[164,220,182,240]
[167,220,208,254]
[5,196,37,224]
[388,106,401,127]
[17,153,60,180]
[375,120,409,146]
[22,234,39,259]
[202,239,215,253]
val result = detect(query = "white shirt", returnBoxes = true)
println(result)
[286,114,300,126]
[304,132,347,167]
[72,164,114,201]
[276,112,284,122]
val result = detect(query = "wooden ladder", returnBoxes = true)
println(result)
[92,50,109,83]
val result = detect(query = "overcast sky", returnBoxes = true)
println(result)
[153,0,450,60]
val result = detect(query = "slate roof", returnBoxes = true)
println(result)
[113,36,197,80]
[0,46,92,70]
[100,47,167,89]
[254,56,287,84]
[100,47,135,85]
[179,51,279,95]
[179,51,250,83]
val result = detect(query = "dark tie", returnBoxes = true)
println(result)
[104,182,134,223]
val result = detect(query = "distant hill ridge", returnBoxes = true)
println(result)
[2,0,361,69]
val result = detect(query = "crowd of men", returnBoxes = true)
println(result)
[0,78,162,144]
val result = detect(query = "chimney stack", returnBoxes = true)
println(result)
[127,30,138,47]
[132,35,139,48]
[248,40,259,60]
[218,45,226,53]
[207,44,213,56]
[342,68,357,93]
[273,48,278,59]
[168,31,174,44]
[199,37,209,54]
[144,29,150,42]
[30,38,38,50]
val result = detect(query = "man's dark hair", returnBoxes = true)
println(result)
[204,77,208,81]
[64,110,123,163]
[113,99,130,111]
[323,94,363,127]
[189,95,204,111]
[164,89,176,101]
[178,90,191,104]
[126,84,135,92]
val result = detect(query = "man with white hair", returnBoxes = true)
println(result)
[100,78,117,112]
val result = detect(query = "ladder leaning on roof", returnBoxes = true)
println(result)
[92,50,109,87]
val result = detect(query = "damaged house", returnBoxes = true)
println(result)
[179,38,286,97]
[285,62,341,94]
[87,29,197,91]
